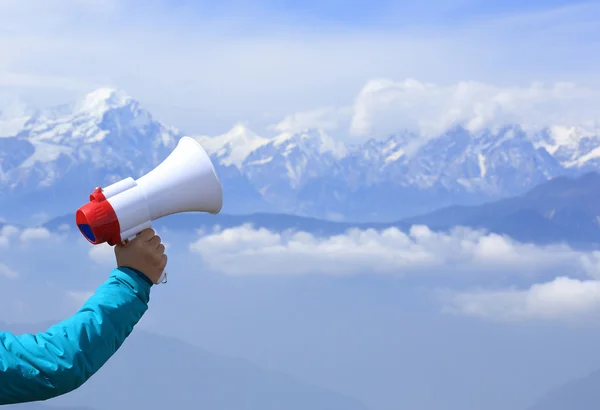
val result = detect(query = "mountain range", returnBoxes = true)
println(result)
[39,171,600,248]
[404,171,600,247]
[2,88,600,223]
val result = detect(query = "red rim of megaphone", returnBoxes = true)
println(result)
[76,187,122,246]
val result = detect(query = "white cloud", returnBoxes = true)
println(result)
[0,263,19,279]
[189,224,600,322]
[88,243,115,268]
[0,98,33,137]
[444,277,600,322]
[349,79,600,140]
[269,106,352,134]
[0,225,20,247]
[188,224,595,277]
[0,226,68,248]
[19,227,51,243]
[1,225,19,237]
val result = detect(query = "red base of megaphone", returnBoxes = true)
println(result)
[76,187,122,246]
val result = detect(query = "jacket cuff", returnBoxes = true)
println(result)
[123,266,154,287]
[111,267,152,303]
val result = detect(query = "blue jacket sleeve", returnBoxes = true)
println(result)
[0,266,152,405]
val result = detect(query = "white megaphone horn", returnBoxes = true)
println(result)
[75,136,222,277]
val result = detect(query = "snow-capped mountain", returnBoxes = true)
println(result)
[0,88,598,223]
[1,88,179,187]
[0,89,183,220]
[532,124,600,168]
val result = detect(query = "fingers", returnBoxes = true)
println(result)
[149,235,161,249]
[136,228,155,241]
[157,244,165,254]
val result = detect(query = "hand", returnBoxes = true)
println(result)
[114,228,167,285]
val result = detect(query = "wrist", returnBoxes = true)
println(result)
[110,267,152,305]
[117,266,154,287]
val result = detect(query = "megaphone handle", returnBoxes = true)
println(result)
[120,233,168,286]
[157,270,168,284]
[121,234,137,245]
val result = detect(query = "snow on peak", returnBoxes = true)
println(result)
[4,87,176,161]
[272,128,347,159]
[194,124,270,168]
[75,88,133,117]
[547,125,595,152]
[226,124,260,142]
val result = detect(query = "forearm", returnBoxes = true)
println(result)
[0,267,151,404]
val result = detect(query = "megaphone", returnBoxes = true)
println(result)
[75,136,222,256]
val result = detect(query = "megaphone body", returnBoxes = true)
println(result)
[75,136,223,248]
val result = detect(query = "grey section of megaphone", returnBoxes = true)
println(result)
[135,136,223,219]
[101,177,137,199]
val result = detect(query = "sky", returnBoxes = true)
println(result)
[3,3,600,409]
[0,0,599,139]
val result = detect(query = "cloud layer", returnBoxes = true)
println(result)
[4,221,600,323]
[189,224,596,277]
[444,277,600,322]
[188,224,600,322]
[271,78,600,142]
[349,79,600,139]
[0,225,54,247]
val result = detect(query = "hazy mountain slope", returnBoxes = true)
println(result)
[40,172,600,248]
[1,323,369,410]
[527,369,600,410]
[7,404,95,410]
[404,172,600,245]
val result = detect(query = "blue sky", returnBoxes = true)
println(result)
[115,0,593,28]
[0,0,599,136]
